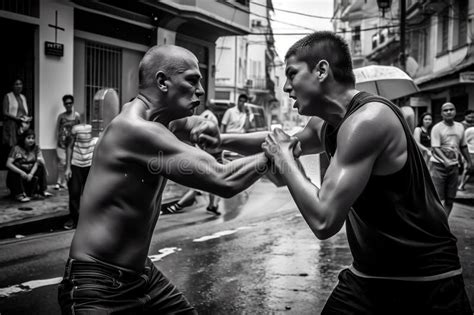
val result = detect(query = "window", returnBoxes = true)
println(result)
[409,20,429,67]
[85,41,122,122]
[372,33,378,49]
[352,26,361,55]
[438,7,449,54]
[0,0,38,17]
[453,0,468,48]
[215,91,230,100]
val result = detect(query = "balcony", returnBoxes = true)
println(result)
[142,0,250,38]
[246,78,266,90]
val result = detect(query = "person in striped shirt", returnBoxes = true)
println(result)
[63,123,98,230]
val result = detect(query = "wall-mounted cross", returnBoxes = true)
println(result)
[48,10,64,43]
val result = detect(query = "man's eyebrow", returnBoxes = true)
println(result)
[186,73,201,79]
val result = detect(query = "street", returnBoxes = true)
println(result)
[0,155,473,314]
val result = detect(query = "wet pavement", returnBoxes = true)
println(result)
[152,200,474,313]
[0,154,474,313]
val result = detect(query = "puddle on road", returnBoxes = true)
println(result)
[154,215,352,314]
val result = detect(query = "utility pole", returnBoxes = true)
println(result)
[400,0,406,72]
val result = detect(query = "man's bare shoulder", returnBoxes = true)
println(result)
[338,102,401,152]
[342,101,400,132]
[95,113,180,162]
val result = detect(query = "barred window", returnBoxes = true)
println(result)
[85,41,122,122]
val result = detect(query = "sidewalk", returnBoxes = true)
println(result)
[1,178,474,240]
[0,181,189,239]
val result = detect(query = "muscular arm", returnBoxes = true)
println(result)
[169,116,220,149]
[134,120,268,198]
[220,117,326,156]
[264,105,395,240]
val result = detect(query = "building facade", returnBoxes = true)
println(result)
[214,0,284,127]
[407,0,473,122]
[333,0,474,124]
[0,0,250,184]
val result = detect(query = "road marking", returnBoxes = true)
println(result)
[149,247,181,262]
[1,226,253,298]
[193,226,252,242]
[0,277,62,298]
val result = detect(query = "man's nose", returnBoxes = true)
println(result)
[196,82,205,97]
[283,79,292,93]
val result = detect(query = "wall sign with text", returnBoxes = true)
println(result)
[45,41,64,57]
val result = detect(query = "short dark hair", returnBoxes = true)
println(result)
[285,31,355,86]
[238,94,248,102]
[62,94,74,103]
[465,109,474,116]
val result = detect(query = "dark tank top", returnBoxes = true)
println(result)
[322,92,460,277]
[419,128,431,148]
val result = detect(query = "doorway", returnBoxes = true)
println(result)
[0,17,36,169]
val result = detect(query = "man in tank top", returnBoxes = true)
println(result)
[219,31,472,314]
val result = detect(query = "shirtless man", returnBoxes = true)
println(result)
[221,31,472,314]
[58,45,269,314]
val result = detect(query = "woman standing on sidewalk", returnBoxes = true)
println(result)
[55,95,81,190]
[6,129,51,202]
[413,112,433,166]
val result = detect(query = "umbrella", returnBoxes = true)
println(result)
[353,65,419,100]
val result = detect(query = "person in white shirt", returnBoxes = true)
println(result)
[458,122,474,191]
[430,102,471,216]
[221,94,250,133]
[63,123,98,229]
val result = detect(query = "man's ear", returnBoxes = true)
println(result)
[314,60,329,82]
[155,71,168,92]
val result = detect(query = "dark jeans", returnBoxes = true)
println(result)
[67,165,90,224]
[429,162,459,201]
[322,268,472,314]
[6,164,47,197]
[58,258,196,314]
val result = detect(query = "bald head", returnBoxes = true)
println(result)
[138,45,198,89]
[441,102,455,110]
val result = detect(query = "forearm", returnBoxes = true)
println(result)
[276,158,333,238]
[218,153,268,197]
[66,145,73,169]
[29,162,38,175]
[416,143,429,153]
[4,112,19,121]
[6,161,26,175]
[220,132,268,155]
[432,147,450,164]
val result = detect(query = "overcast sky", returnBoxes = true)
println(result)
[271,0,334,59]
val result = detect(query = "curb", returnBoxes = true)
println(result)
[0,197,182,240]
[0,212,70,239]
